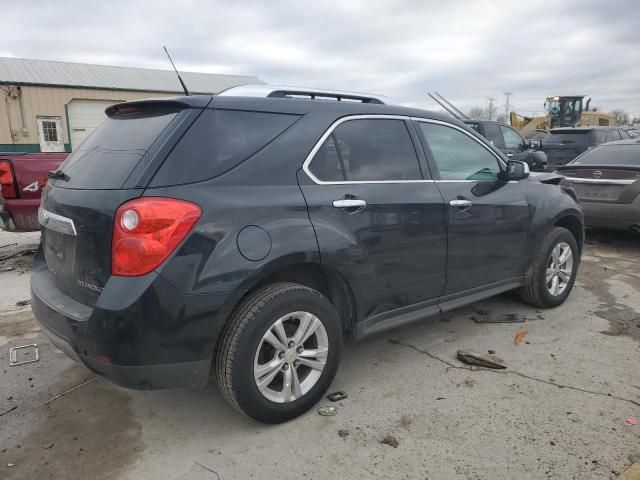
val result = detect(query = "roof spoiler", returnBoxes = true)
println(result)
[105,96,212,117]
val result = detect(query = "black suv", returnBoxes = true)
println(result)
[32,88,584,423]
[464,120,547,171]
[543,126,633,169]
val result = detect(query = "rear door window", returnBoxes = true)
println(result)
[544,131,590,144]
[53,109,179,189]
[151,109,299,186]
[308,118,422,182]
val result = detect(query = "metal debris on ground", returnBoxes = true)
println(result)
[327,391,347,402]
[0,406,17,417]
[0,242,18,249]
[380,434,399,448]
[457,350,506,369]
[318,405,337,416]
[22,377,100,415]
[15,299,31,307]
[514,331,529,345]
[9,344,39,366]
[0,249,36,262]
[473,313,527,323]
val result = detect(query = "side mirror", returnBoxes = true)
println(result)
[505,160,529,181]
[529,140,542,150]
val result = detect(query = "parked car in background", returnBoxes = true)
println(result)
[31,89,583,423]
[0,152,68,231]
[464,120,547,171]
[557,139,640,232]
[542,127,632,169]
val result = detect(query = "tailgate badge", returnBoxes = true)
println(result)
[592,170,602,178]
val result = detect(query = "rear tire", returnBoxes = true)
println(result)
[518,227,579,308]
[216,282,342,423]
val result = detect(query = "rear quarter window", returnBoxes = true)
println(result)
[150,109,299,186]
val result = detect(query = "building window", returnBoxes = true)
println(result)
[41,120,59,142]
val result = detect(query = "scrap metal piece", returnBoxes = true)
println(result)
[457,350,506,369]
[473,313,527,323]
[327,391,347,402]
[318,405,337,416]
[9,344,39,366]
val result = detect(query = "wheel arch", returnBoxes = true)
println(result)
[552,212,584,254]
[234,259,357,336]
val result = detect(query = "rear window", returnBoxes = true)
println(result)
[570,145,640,166]
[54,109,179,189]
[150,109,299,186]
[543,131,590,144]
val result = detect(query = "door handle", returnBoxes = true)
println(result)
[450,199,472,209]
[333,199,367,208]
[506,153,514,157]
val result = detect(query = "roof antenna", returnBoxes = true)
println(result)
[163,46,190,96]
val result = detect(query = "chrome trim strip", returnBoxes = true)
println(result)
[564,177,636,185]
[38,207,77,236]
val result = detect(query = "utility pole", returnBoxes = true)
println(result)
[485,97,497,120]
[504,92,513,123]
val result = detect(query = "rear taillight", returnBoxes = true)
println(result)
[0,160,17,199]
[112,197,201,277]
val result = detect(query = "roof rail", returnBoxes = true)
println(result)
[218,84,388,104]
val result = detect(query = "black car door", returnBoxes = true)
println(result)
[298,116,447,333]
[413,119,531,299]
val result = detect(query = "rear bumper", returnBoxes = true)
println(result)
[30,249,240,390]
[581,198,640,231]
[1,198,40,231]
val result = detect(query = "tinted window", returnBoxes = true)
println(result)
[620,130,631,139]
[570,145,640,166]
[484,123,505,148]
[311,119,422,181]
[308,135,345,182]
[55,109,178,189]
[153,109,299,185]
[543,131,590,144]
[419,122,501,181]
[611,129,622,141]
[592,130,608,144]
[501,126,524,150]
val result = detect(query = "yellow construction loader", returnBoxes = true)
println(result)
[510,96,615,139]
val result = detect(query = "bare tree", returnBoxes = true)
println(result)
[496,113,507,124]
[467,107,485,120]
[612,109,630,125]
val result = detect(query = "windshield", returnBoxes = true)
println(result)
[571,145,640,166]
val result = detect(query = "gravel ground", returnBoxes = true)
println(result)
[0,228,639,480]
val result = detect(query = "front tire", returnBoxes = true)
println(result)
[518,227,579,308]
[216,283,342,423]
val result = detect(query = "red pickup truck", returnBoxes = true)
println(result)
[0,152,68,231]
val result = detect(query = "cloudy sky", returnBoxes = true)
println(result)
[1,0,639,117]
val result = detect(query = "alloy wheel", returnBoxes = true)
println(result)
[253,311,329,403]
[546,242,574,296]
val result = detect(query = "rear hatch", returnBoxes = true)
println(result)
[40,98,206,306]
[543,129,590,168]
[557,144,640,203]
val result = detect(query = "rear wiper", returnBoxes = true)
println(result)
[47,170,69,181]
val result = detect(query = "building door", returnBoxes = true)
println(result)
[36,117,65,152]
[67,99,121,150]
